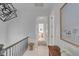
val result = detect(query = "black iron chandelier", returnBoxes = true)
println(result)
[0,3,17,22]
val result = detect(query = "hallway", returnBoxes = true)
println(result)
[23,38,48,56]
[0,3,79,56]
[23,44,49,56]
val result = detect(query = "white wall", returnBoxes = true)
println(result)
[7,4,36,45]
[50,3,79,55]
[0,20,8,45]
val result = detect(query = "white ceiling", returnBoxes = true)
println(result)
[13,3,57,18]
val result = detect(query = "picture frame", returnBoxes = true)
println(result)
[60,3,79,47]
[0,3,17,22]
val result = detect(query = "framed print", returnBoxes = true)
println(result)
[60,3,79,47]
[39,24,44,33]
[0,3,17,22]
